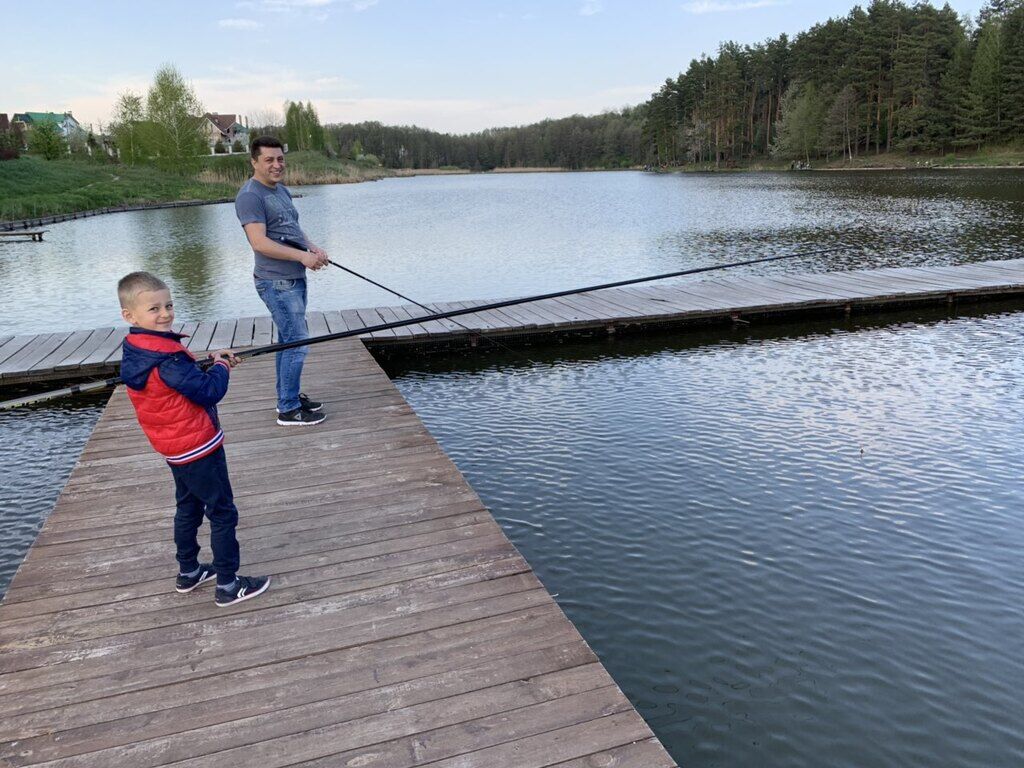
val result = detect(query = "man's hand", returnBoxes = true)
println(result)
[212,350,241,368]
[305,244,330,270]
[299,251,329,271]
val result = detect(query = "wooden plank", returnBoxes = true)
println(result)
[28,329,94,373]
[54,328,116,372]
[0,333,72,379]
[322,310,349,334]
[208,319,238,351]
[0,334,37,367]
[252,316,272,346]
[375,305,418,337]
[421,302,470,334]
[456,300,518,332]
[306,311,329,337]
[339,309,366,338]
[177,321,198,339]
[232,317,256,348]
[187,320,218,352]
[909,265,1023,289]
[354,307,395,340]
[78,328,128,369]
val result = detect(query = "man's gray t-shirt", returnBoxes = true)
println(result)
[234,178,307,280]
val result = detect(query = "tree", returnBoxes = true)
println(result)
[231,138,245,153]
[967,19,1004,145]
[1001,3,1024,136]
[284,100,325,151]
[110,91,146,165]
[820,84,858,160]
[771,82,825,162]
[145,64,207,169]
[28,119,65,160]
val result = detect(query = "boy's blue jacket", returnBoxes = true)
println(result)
[120,328,231,464]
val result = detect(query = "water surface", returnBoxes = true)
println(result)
[386,302,1024,768]
[1,169,1022,335]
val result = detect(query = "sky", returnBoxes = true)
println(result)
[3,0,989,135]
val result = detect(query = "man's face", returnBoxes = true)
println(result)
[252,147,285,185]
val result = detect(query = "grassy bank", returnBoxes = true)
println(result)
[0,156,237,222]
[0,152,388,223]
[198,151,387,186]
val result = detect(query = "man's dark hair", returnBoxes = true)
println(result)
[250,135,284,160]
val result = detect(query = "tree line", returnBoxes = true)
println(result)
[319,0,1022,170]
[644,0,1023,165]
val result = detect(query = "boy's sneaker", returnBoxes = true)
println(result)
[175,563,216,593]
[277,408,326,426]
[215,575,271,607]
[276,393,323,414]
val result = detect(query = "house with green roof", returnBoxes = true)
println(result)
[12,111,84,139]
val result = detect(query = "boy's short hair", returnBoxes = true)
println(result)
[250,135,284,160]
[118,271,168,308]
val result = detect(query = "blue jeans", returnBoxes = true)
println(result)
[169,447,240,586]
[255,277,309,413]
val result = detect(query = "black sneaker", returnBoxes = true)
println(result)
[175,563,215,593]
[298,393,323,412]
[276,393,323,414]
[277,408,326,426]
[215,575,271,607]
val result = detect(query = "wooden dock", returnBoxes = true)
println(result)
[0,231,46,242]
[2,259,1023,387]
[0,338,677,767]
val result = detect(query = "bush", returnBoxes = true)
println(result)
[231,138,245,153]
[28,121,66,160]
[0,147,19,161]
[214,139,227,154]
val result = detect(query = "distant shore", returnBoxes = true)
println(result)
[4,147,1021,228]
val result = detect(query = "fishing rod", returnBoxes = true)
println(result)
[237,244,845,359]
[0,245,847,410]
[279,237,541,366]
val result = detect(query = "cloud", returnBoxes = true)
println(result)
[682,0,787,13]
[217,18,262,29]
[579,0,602,15]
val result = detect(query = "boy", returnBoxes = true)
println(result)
[117,271,270,607]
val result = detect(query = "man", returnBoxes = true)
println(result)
[235,136,329,426]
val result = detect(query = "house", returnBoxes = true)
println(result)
[0,114,9,133]
[12,111,85,139]
[203,113,249,153]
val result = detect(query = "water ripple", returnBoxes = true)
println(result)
[390,305,1024,768]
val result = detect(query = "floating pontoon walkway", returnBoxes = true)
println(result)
[0,338,677,767]
[2,259,1023,387]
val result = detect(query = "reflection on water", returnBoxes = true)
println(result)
[0,387,106,595]
[386,301,1024,768]
[0,169,1022,335]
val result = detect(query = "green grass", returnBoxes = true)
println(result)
[0,156,236,222]
[198,151,385,186]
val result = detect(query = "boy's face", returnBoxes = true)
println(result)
[122,288,175,332]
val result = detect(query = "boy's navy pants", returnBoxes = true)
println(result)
[169,446,240,585]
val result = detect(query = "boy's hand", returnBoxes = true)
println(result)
[212,350,240,368]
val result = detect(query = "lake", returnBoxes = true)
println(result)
[1,169,1023,767]
[0,169,1022,335]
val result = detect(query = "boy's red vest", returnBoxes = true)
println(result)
[120,329,229,465]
